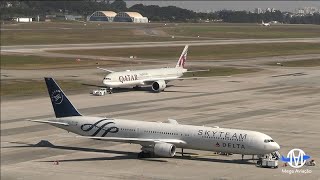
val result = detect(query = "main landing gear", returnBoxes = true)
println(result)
[137,151,153,158]
[107,88,113,94]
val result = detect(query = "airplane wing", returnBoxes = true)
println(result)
[76,136,186,146]
[97,67,114,73]
[28,120,69,126]
[142,76,205,84]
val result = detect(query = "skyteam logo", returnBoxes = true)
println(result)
[281,148,311,168]
[51,90,63,104]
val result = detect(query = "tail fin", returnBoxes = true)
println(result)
[175,45,188,68]
[44,77,81,118]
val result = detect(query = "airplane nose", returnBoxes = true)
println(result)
[274,143,280,151]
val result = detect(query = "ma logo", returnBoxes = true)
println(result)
[51,90,63,104]
[281,148,311,168]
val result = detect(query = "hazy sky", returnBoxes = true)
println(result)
[125,1,320,12]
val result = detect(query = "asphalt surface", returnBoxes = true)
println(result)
[2,61,320,180]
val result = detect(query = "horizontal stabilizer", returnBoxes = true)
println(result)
[29,119,69,126]
[186,69,210,73]
[97,67,114,73]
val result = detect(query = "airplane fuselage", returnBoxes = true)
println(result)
[53,116,280,155]
[103,68,187,88]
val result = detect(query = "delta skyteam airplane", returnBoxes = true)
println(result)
[31,77,280,159]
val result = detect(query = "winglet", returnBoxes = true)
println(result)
[97,67,114,73]
[176,45,188,68]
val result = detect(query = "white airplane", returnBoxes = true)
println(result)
[261,20,271,27]
[98,45,207,93]
[30,77,281,159]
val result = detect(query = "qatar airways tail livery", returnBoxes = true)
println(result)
[31,77,280,159]
[98,45,207,93]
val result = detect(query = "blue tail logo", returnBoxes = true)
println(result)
[51,90,64,104]
[44,77,81,118]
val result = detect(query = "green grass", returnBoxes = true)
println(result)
[267,59,320,67]
[1,79,91,98]
[51,43,320,60]
[1,22,186,45]
[183,67,260,77]
[164,24,320,39]
[2,22,320,45]
[1,55,142,69]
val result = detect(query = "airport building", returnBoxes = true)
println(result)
[87,11,117,22]
[113,12,148,23]
[88,11,148,23]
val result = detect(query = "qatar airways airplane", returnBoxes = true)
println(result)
[98,45,207,93]
[31,77,280,159]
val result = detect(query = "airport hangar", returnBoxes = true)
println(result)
[87,11,148,23]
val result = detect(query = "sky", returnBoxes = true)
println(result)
[125,1,320,12]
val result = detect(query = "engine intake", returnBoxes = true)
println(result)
[153,143,176,157]
[152,80,166,92]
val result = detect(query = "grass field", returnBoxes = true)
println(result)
[267,59,320,67]
[51,43,320,60]
[183,67,260,77]
[164,24,320,39]
[1,55,145,69]
[2,22,320,45]
[1,22,183,45]
[1,79,92,98]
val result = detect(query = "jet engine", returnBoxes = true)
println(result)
[151,80,166,92]
[153,143,176,157]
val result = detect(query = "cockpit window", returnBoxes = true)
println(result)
[104,77,111,80]
[264,139,274,143]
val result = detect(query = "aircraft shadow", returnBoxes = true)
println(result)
[6,141,255,165]
[82,83,195,94]
[81,83,105,88]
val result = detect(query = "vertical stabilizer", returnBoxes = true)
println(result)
[44,77,82,118]
[175,45,188,68]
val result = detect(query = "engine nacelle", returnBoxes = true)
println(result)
[153,143,176,157]
[151,80,166,92]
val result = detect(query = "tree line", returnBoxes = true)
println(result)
[1,0,319,24]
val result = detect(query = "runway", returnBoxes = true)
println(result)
[2,62,320,179]
[2,38,320,53]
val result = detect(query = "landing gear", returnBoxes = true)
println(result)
[181,148,184,157]
[242,154,244,160]
[137,151,153,158]
[108,88,113,94]
[133,86,141,90]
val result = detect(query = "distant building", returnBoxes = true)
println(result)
[88,11,116,22]
[65,15,83,21]
[113,12,148,23]
[88,11,148,23]
[15,18,33,23]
